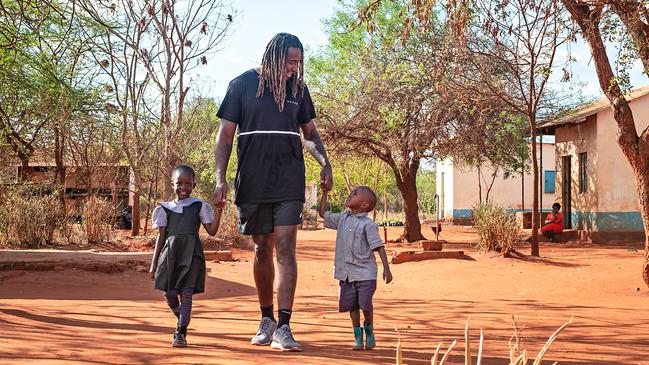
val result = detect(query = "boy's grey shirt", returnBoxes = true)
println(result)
[323,211,384,282]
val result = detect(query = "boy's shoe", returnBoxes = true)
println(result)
[364,325,375,350]
[353,327,364,350]
[270,324,302,352]
[172,332,187,348]
[251,317,277,346]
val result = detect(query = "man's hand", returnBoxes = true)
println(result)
[213,180,228,209]
[149,269,155,280]
[383,267,393,284]
[320,165,333,192]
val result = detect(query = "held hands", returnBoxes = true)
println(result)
[320,165,333,192]
[383,267,393,284]
[213,180,228,209]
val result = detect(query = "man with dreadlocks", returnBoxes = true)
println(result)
[213,33,332,352]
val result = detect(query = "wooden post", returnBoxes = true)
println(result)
[383,226,388,245]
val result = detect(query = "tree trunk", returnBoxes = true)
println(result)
[131,172,142,236]
[54,126,66,209]
[392,159,425,242]
[485,169,498,203]
[477,164,483,203]
[19,155,29,181]
[637,171,649,287]
[399,172,425,242]
[143,179,153,236]
[530,126,540,257]
[162,116,174,200]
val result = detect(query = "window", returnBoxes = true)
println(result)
[579,152,587,193]
[544,170,556,193]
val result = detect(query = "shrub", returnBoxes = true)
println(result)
[311,200,343,213]
[83,196,114,243]
[473,201,522,255]
[300,206,319,230]
[3,185,64,247]
[58,218,84,245]
[217,202,250,249]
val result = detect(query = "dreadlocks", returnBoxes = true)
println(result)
[256,33,305,112]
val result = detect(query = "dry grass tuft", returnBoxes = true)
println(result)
[83,196,114,243]
[2,185,64,247]
[395,316,573,365]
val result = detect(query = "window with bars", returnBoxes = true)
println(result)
[579,152,587,193]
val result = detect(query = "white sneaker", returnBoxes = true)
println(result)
[270,324,302,352]
[251,317,277,346]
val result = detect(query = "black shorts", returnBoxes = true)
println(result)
[236,201,303,235]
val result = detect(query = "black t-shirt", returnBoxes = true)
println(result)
[217,69,317,205]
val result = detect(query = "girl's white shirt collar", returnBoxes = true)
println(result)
[160,197,202,214]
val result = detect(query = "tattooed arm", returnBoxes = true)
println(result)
[300,120,333,191]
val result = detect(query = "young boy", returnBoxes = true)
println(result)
[319,186,393,350]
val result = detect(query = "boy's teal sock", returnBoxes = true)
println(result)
[353,327,363,350]
[364,324,375,349]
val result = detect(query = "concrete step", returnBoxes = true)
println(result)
[391,250,465,264]
[538,230,578,243]
[204,250,234,261]
[417,240,444,251]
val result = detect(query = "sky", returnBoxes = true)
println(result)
[197,0,649,101]
[194,0,339,100]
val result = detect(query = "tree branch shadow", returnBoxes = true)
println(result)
[508,249,584,267]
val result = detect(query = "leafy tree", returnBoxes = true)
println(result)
[310,0,456,241]
[77,0,236,199]
[355,0,575,256]
[306,151,396,217]
[416,166,437,219]
[0,0,99,186]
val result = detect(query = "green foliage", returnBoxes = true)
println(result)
[473,201,522,255]
[416,167,437,218]
[306,153,397,213]
[599,9,638,92]
[178,97,248,245]
[180,97,233,200]
[308,0,450,241]
[0,0,106,169]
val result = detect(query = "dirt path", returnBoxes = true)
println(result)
[1,226,648,364]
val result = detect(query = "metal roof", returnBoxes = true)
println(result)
[538,85,649,133]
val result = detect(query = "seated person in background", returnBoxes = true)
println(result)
[541,203,564,242]
[121,206,133,230]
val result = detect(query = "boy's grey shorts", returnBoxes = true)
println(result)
[338,279,377,312]
[236,200,303,235]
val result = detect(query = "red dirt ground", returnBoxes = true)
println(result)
[1,225,648,364]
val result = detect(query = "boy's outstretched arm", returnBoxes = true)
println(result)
[204,207,224,236]
[318,189,329,219]
[377,247,393,284]
[150,227,167,279]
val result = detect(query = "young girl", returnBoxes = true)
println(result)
[149,164,223,347]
